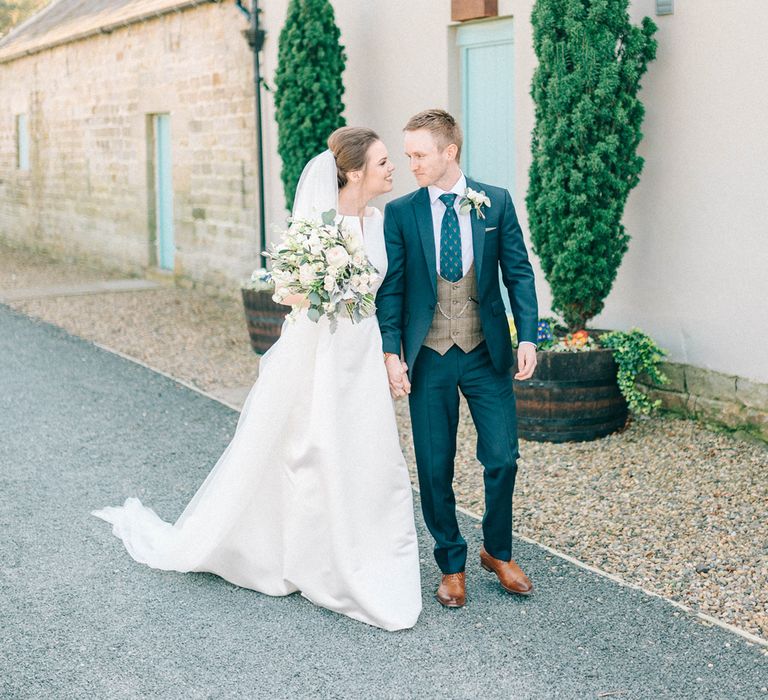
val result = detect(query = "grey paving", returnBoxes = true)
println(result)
[1,304,766,700]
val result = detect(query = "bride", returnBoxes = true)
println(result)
[93,127,423,632]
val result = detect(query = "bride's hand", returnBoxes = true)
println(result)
[385,356,410,399]
[278,294,309,308]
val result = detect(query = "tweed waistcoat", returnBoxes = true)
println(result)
[423,262,484,355]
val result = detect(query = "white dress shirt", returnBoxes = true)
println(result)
[427,172,536,350]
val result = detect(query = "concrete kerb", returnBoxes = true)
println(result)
[0,279,163,302]
[94,339,768,652]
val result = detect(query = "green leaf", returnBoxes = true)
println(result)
[321,209,337,225]
[306,307,321,323]
[599,328,667,415]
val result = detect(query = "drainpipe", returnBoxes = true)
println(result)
[236,0,267,256]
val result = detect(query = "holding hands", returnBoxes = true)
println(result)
[384,353,411,399]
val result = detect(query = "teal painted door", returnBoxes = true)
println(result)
[457,19,515,196]
[154,114,174,270]
[458,20,516,312]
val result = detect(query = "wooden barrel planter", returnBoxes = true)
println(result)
[512,347,628,443]
[241,288,286,354]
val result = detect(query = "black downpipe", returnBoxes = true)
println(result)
[236,0,267,256]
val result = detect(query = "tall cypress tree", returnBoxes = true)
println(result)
[274,0,346,211]
[526,0,657,331]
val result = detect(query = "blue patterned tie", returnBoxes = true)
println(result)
[439,193,462,282]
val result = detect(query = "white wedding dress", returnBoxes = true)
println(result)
[93,207,422,631]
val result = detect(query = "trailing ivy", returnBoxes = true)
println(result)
[527,0,657,331]
[600,329,668,414]
[274,0,346,211]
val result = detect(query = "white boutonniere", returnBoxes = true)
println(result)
[458,187,491,220]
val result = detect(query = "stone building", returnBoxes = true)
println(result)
[0,0,260,292]
[1,0,766,433]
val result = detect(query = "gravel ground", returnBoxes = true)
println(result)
[5,305,766,699]
[0,243,124,288]
[2,241,767,642]
[0,244,260,393]
[401,404,768,640]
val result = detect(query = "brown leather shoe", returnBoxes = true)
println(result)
[436,572,466,608]
[480,546,533,596]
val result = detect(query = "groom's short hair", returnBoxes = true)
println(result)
[404,109,463,161]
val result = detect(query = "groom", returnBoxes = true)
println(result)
[377,109,538,608]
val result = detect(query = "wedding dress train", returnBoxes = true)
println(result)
[93,209,422,631]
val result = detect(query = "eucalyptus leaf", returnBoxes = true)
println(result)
[307,307,321,323]
[321,209,337,225]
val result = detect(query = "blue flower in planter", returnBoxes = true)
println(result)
[537,319,554,345]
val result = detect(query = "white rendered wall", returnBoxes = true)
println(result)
[595,0,768,382]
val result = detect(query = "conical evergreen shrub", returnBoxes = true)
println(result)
[527,0,657,331]
[274,0,346,211]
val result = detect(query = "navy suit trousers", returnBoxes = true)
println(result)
[409,341,520,574]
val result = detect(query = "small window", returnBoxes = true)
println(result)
[656,0,674,15]
[16,114,29,170]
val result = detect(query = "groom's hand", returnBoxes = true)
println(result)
[514,343,537,380]
[400,362,411,395]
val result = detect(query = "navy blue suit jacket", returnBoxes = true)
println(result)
[376,177,538,376]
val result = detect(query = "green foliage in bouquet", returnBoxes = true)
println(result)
[527,0,657,331]
[600,328,668,415]
[274,0,346,211]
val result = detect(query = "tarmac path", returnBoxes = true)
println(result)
[1,305,766,699]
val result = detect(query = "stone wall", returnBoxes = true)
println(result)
[0,2,261,294]
[643,362,768,443]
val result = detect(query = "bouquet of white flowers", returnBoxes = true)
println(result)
[263,209,379,331]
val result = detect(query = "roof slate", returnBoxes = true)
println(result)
[0,0,218,63]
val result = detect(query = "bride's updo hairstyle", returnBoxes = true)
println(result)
[327,126,380,189]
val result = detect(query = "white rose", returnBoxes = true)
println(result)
[307,234,323,255]
[324,275,336,292]
[352,253,365,267]
[326,246,350,269]
[298,264,315,285]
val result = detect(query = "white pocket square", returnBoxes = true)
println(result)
[485,226,497,232]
